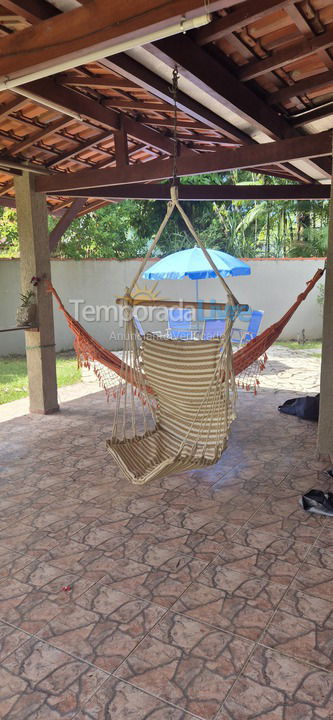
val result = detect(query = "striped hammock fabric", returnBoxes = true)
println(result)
[107,334,235,484]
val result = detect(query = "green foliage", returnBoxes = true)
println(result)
[0,208,19,256]
[0,353,81,404]
[19,289,35,307]
[0,171,329,259]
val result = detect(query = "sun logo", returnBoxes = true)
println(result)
[131,281,161,302]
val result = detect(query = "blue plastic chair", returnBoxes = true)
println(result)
[133,316,145,337]
[168,307,193,339]
[202,318,226,340]
[244,310,264,342]
[231,310,263,348]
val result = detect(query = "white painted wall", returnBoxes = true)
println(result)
[0,257,324,355]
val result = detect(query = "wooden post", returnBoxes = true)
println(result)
[14,172,59,414]
[317,135,333,459]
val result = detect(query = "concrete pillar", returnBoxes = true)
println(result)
[317,141,333,459]
[14,172,59,414]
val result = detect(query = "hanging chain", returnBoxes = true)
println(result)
[171,65,179,186]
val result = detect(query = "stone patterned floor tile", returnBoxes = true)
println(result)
[37,585,165,672]
[215,540,300,586]
[115,611,254,720]
[117,542,207,575]
[1,377,329,717]
[155,505,244,537]
[315,525,333,550]
[0,545,34,579]
[233,527,310,565]
[291,562,333,601]
[245,509,324,544]
[219,645,333,719]
[306,544,333,572]
[93,555,203,608]
[0,621,30,663]
[13,559,97,604]
[172,570,285,642]
[40,538,119,581]
[0,637,107,719]
[0,522,60,557]
[70,511,145,547]
[73,676,194,719]
[0,577,65,633]
[260,587,333,670]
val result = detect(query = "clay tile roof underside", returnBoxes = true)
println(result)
[0,0,332,220]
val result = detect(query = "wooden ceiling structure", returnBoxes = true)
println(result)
[0,0,333,225]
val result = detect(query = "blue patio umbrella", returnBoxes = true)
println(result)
[143,247,251,281]
[142,248,251,316]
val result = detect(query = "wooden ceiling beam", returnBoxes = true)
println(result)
[238,26,333,81]
[194,0,293,46]
[35,131,332,193]
[0,0,243,85]
[52,182,331,200]
[102,53,251,143]
[289,102,333,126]
[0,97,27,120]
[0,154,51,174]
[0,196,16,208]
[49,198,86,251]
[268,69,333,105]
[150,35,296,140]
[0,0,59,24]
[114,122,129,166]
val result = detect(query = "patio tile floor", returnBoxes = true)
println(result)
[0,382,333,719]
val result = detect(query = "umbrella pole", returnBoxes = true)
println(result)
[195,278,200,334]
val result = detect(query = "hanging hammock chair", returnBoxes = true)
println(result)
[102,185,239,484]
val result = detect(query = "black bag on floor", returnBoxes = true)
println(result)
[278,394,320,421]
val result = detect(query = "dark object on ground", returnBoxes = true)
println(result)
[325,468,333,478]
[278,394,319,421]
[300,489,333,517]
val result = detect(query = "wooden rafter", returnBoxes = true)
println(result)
[0,97,27,120]
[45,130,115,169]
[194,0,293,46]
[49,198,86,251]
[17,79,178,156]
[100,54,250,143]
[0,0,59,24]
[60,74,141,90]
[150,36,295,140]
[8,117,73,156]
[238,26,333,81]
[289,102,333,126]
[268,69,333,106]
[35,131,332,193]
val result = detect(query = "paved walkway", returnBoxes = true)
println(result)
[258,344,321,394]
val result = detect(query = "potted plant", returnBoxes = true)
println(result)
[16,289,37,327]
